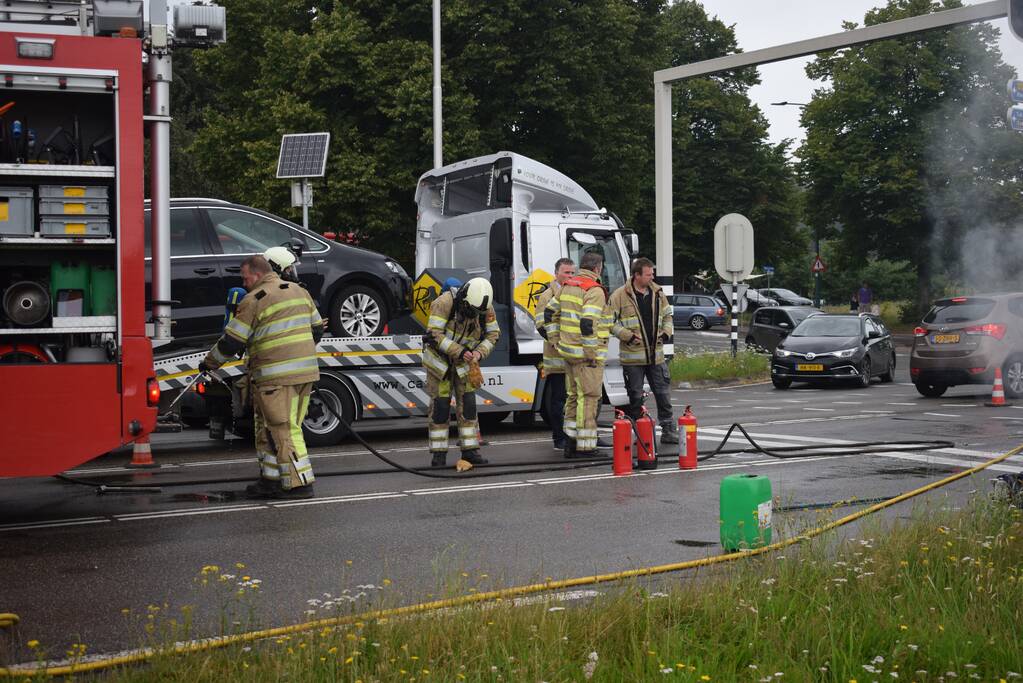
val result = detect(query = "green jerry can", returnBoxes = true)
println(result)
[720,473,773,552]
[90,265,116,316]
[50,261,91,316]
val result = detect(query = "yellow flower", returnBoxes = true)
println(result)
[345,560,353,566]
[701,676,711,681]
[27,640,39,649]
[383,578,392,586]
[235,562,245,569]
[345,656,354,664]
[938,624,945,631]
[900,625,908,630]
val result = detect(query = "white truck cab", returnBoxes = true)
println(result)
[414,152,638,362]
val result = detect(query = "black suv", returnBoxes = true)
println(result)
[144,199,411,341]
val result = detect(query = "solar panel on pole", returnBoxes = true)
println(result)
[276,133,331,178]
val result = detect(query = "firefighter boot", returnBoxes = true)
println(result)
[271,482,315,500]
[431,452,447,468]
[244,479,277,499]
[460,449,488,465]
[660,421,680,444]
[563,438,577,460]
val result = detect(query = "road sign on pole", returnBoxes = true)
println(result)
[713,214,755,282]
[811,255,826,273]
[713,213,754,357]
[1010,105,1023,131]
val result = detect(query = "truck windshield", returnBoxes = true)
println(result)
[567,231,626,293]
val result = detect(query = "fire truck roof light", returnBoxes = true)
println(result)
[15,38,54,60]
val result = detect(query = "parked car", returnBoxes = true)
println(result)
[770,313,896,389]
[671,293,726,330]
[144,199,411,342]
[910,293,1023,398]
[746,306,822,353]
[714,288,778,313]
[758,288,813,307]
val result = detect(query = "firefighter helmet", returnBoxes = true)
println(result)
[264,246,300,282]
[458,277,493,313]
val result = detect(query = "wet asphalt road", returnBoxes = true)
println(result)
[2,333,1022,665]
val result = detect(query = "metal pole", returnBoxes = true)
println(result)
[653,81,672,297]
[147,0,172,341]
[730,274,738,358]
[813,236,821,307]
[301,178,310,231]
[432,0,442,169]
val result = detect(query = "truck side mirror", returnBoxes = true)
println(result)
[623,231,639,255]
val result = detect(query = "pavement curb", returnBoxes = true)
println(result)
[675,378,772,390]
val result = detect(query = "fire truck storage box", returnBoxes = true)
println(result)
[51,261,90,315]
[39,185,109,200]
[90,265,116,316]
[0,186,34,235]
[39,198,110,217]
[40,217,111,238]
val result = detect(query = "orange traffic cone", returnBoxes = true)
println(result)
[986,368,1013,407]
[126,434,158,468]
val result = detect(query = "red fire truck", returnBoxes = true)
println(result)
[0,1,223,477]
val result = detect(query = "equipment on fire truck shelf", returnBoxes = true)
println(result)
[2,280,48,326]
[0,185,33,235]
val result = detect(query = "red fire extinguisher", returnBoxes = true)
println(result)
[678,405,698,470]
[635,408,657,470]
[612,410,633,476]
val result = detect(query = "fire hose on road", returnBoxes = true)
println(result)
[7,440,1021,678]
[56,386,955,491]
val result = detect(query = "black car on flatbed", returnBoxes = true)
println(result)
[144,199,411,342]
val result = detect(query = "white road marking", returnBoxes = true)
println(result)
[752,406,782,410]
[706,405,734,409]
[0,517,110,531]
[887,402,916,406]
[113,505,265,521]
[406,482,534,496]
[941,404,979,408]
[833,401,863,405]
[860,410,895,414]
[923,413,960,418]
[270,493,407,508]
[873,451,1021,474]
[804,408,835,412]
[992,416,1023,421]
[782,399,809,403]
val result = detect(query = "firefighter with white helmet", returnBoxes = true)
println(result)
[263,245,300,283]
[422,276,500,467]
[203,254,325,499]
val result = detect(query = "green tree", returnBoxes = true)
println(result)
[169,0,803,279]
[798,0,1023,309]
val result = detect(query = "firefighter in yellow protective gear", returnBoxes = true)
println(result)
[534,257,576,451]
[545,252,610,458]
[203,254,325,499]
[422,277,500,468]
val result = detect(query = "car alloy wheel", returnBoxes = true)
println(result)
[1004,358,1023,398]
[858,357,872,388]
[689,314,707,330]
[334,287,384,337]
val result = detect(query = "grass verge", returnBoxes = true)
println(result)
[669,350,769,384]
[20,496,1023,681]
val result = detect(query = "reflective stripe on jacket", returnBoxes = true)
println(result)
[547,269,610,363]
[533,284,564,374]
[422,290,501,381]
[204,272,324,386]
[609,281,673,366]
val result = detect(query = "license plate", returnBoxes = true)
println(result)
[796,363,824,372]
[932,334,960,344]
